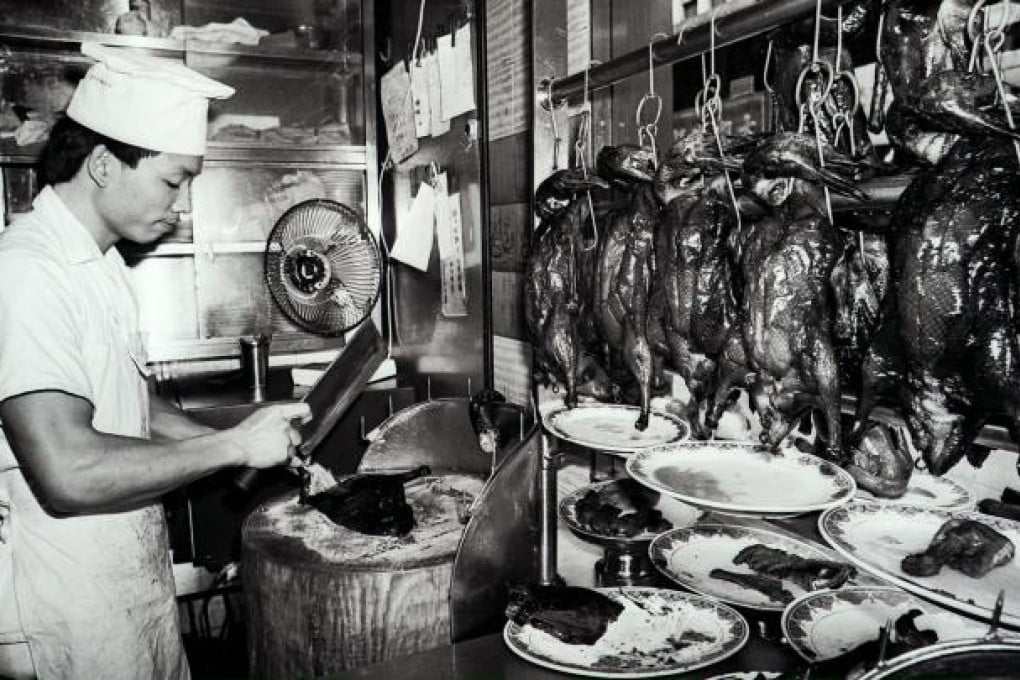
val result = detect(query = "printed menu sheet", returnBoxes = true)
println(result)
[486,0,529,140]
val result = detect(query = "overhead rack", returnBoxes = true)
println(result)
[543,0,854,107]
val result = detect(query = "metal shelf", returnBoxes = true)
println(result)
[545,0,855,105]
[0,25,363,67]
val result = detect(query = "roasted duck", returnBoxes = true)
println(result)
[728,132,866,462]
[877,0,1008,165]
[852,136,1020,475]
[301,465,431,536]
[901,518,1015,578]
[708,568,795,604]
[525,169,612,407]
[732,544,856,591]
[846,421,914,498]
[594,144,662,430]
[830,231,889,381]
[654,132,748,437]
[573,479,672,538]
[505,584,624,645]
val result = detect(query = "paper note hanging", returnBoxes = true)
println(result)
[433,173,453,259]
[380,62,419,162]
[437,25,476,121]
[436,190,467,317]
[390,182,435,271]
[425,50,450,136]
[410,56,432,138]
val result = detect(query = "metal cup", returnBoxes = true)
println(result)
[239,334,271,390]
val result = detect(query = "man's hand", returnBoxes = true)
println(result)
[229,402,313,469]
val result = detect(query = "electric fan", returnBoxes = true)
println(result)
[265,199,382,336]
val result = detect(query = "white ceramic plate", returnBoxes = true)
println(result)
[705,673,780,680]
[819,501,1020,628]
[782,586,998,662]
[503,587,748,678]
[543,403,690,455]
[649,523,857,611]
[559,478,702,544]
[855,472,973,511]
[626,441,856,515]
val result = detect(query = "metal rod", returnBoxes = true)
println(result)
[545,0,853,106]
[477,0,495,392]
[539,432,559,585]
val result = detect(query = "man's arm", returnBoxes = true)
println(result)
[0,391,310,515]
[149,391,216,440]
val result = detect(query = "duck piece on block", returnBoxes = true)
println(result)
[300,465,432,537]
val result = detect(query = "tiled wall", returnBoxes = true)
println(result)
[485,0,533,406]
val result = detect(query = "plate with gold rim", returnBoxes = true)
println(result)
[819,501,1020,629]
[782,586,1003,663]
[649,523,859,611]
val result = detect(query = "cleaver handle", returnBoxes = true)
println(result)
[234,466,260,492]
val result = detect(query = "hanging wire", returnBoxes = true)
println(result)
[577,61,600,252]
[545,77,567,170]
[809,0,834,224]
[375,150,399,357]
[636,35,666,161]
[975,1,1020,164]
[697,9,741,229]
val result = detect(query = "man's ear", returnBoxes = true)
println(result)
[86,146,113,187]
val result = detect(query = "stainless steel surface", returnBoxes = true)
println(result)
[545,0,854,105]
[239,334,271,389]
[449,421,541,643]
[539,432,559,586]
[358,397,513,476]
[298,319,385,455]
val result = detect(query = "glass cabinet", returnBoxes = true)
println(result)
[0,0,378,364]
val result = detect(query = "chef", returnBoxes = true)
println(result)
[0,43,311,679]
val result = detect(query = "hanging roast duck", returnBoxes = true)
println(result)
[525,169,612,408]
[851,133,1020,476]
[875,0,1020,165]
[654,131,748,437]
[593,144,663,430]
[726,132,868,462]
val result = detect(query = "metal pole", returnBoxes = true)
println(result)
[539,432,559,585]
[542,0,853,107]
[476,0,495,390]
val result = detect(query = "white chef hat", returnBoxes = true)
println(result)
[66,42,234,156]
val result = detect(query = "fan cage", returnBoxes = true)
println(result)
[265,199,382,337]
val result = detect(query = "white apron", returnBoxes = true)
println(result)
[0,188,188,679]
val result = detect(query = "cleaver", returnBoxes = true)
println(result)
[234,319,386,492]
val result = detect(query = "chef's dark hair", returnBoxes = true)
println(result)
[38,114,158,187]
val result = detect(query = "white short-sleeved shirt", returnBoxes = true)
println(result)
[0,186,187,679]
